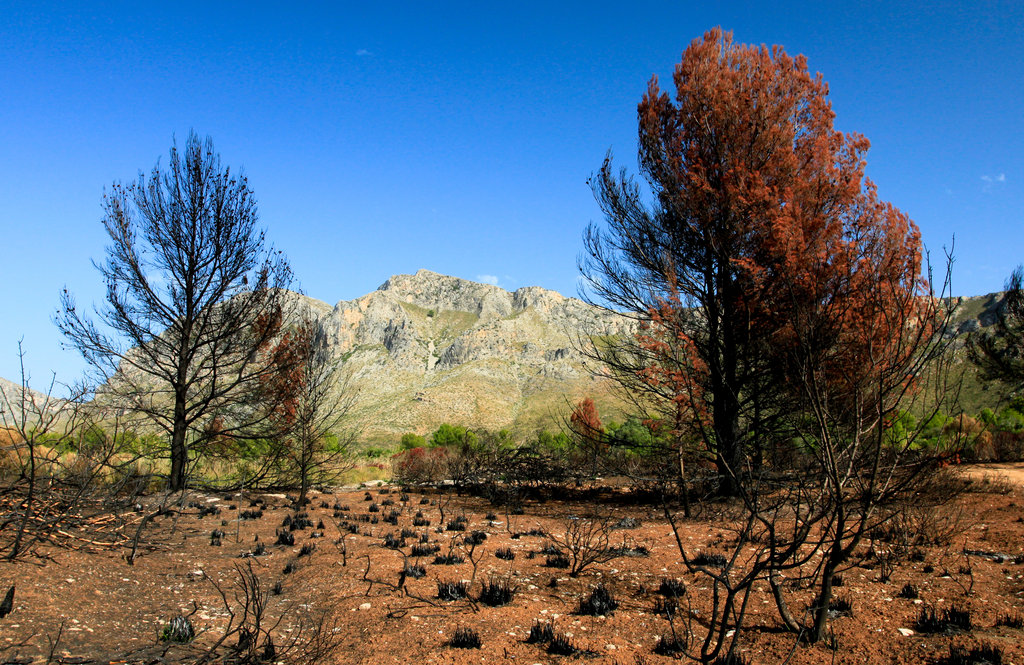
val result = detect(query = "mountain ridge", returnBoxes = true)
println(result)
[291,269,631,443]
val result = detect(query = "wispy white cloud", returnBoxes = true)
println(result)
[477,274,499,286]
[981,173,1006,193]
[356,49,373,57]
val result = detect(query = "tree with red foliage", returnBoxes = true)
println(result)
[763,190,953,643]
[583,29,958,652]
[581,28,932,496]
[259,313,355,503]
[391,445,450,486]
[569,397,604,477]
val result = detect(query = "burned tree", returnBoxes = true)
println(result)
[261,313,356,504]
[580,28,931,496]
[57,132,293,491]
[583,29,961,655]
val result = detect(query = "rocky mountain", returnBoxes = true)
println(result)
[0,376,65,427]
[946,292,1008,336]
[300,270,632,444]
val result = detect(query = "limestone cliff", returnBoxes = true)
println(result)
[300,270,631,444]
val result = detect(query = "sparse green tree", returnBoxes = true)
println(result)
[430,423,477,449]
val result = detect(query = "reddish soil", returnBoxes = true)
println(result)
[1,467,1023,664]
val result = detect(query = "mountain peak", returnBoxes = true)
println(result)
[379,269,503,294]
[376,270,512,318]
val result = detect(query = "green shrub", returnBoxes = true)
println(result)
[400,433,426,450]
[921,413,950,441]
[997,407,1024,432]
[884,411,917,447]
[535,429,570,453]
[606,417,661,455]
[323,433,348,453]
[431,424,477,449]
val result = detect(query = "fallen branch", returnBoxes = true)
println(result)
[126,507,175,565]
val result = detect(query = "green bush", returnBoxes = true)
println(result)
[884,411,917,447]
[979,407,997,426]
[606,417,659,455]
[920,413,949,441]
[323,432,348,454]
[431,424,477,449]
[535,429,570,453]
[400,433,426,450]
[997,407,1024,432]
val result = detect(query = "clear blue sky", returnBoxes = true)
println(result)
[1,1,1021,388]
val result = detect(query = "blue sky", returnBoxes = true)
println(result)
[1,1,1021,387]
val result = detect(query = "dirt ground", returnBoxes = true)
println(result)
[1,466,1023,665]
[958,463,1024,488]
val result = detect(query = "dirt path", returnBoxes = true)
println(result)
[959,461,1024,486]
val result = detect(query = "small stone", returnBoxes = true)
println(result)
[898,628,914,637]
[358,603,372,611]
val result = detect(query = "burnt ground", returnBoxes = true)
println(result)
[1,466,1023,665]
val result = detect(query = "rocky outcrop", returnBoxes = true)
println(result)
[943,292,1007,338]
[0,376,65,427]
